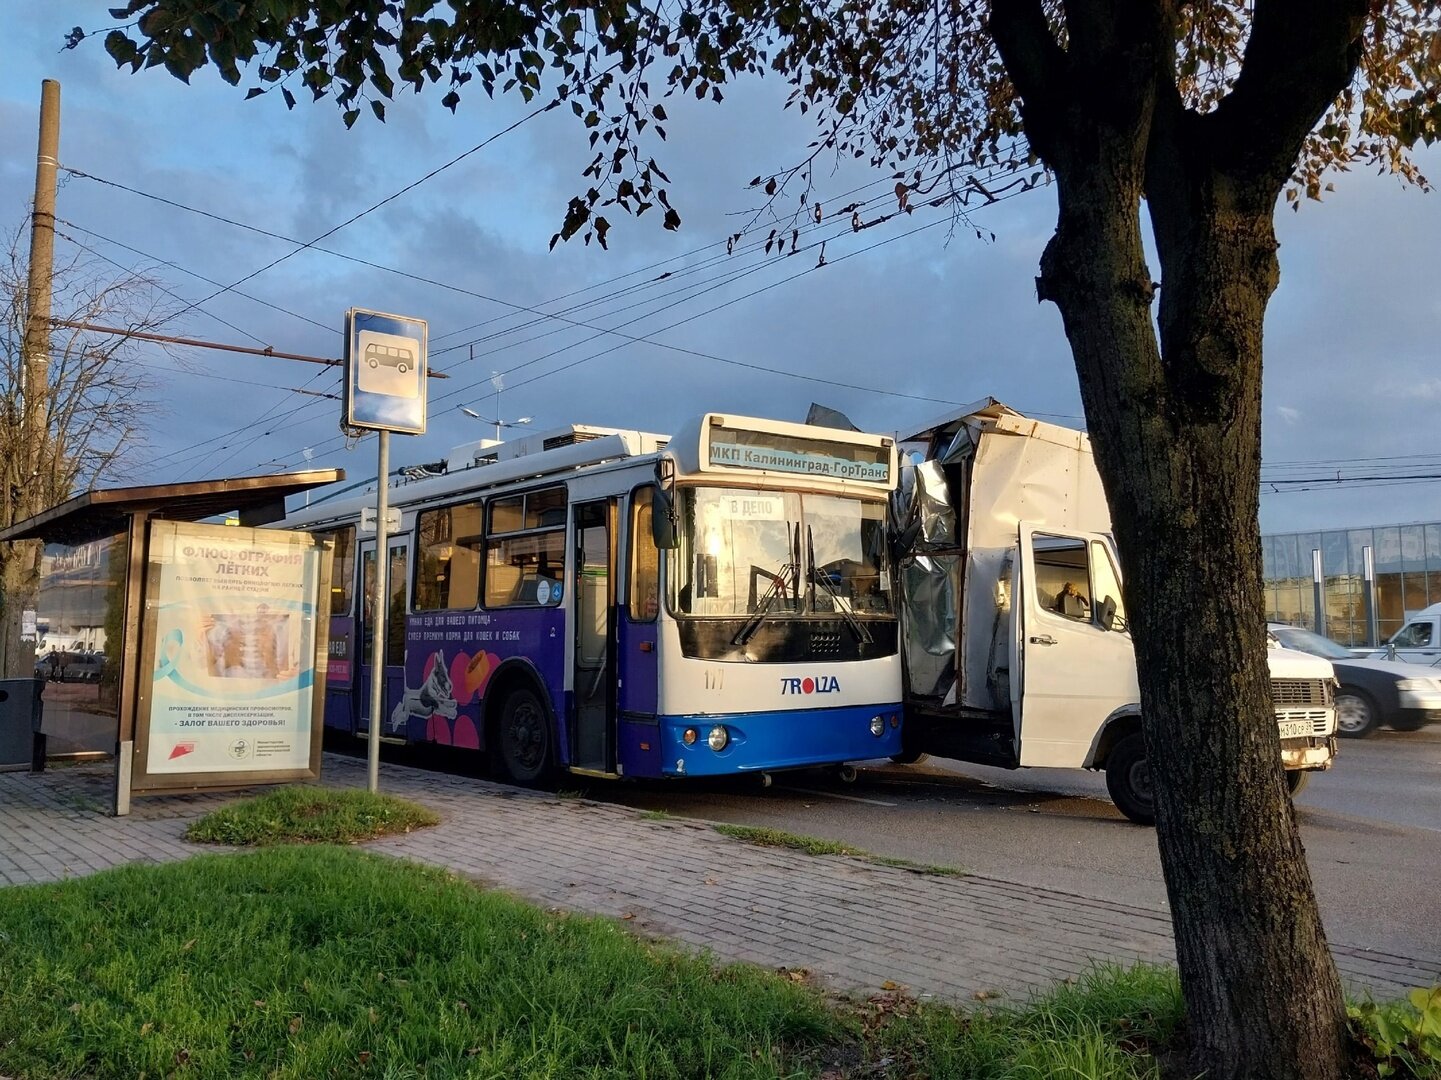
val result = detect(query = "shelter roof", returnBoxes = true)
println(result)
[0,470,344,546]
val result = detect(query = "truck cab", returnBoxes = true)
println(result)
[892,400,1337,824]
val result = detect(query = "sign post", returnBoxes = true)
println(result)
[344,308,428,793]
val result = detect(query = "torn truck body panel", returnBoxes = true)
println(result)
[892,400,1337,824]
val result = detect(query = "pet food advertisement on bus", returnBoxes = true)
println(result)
[136,521,331,785]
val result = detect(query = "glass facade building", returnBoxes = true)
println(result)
[1262,520,1441,646]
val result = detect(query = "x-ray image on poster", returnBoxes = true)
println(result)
[140,521,330,778]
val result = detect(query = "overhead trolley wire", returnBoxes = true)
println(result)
[63,153,1035,390]
[425,141,1030,346]
[57,219,336,334]
[59,100,556,326]
[252,185,1050,476]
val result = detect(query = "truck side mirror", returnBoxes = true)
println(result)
[1100,596,1118,632]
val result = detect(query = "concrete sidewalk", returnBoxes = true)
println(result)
[2,755,1436,1004]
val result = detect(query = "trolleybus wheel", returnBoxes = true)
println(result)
[1104,732,1155,826]
[888,750,929,765]
[497,686,551,786]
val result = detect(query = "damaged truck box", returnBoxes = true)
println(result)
[889,399,1338,824]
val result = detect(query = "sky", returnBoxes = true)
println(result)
[3,3,1439,535]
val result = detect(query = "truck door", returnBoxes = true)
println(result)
[1011,524,1140,767]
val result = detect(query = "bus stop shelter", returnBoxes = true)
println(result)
[0,469,342,814]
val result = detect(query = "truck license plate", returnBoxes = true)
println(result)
[1277,719,1313,739]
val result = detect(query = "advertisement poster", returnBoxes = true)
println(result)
[141,521,329,778]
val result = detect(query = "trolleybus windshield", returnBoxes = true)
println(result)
[668,487,892,618]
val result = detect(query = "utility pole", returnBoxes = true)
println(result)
[23,79,60,512]
[3,79,60,677]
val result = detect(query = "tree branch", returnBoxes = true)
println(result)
[1205,0,1368,188]
[988,0,1068,161]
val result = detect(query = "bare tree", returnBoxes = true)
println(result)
[0,225,176,675]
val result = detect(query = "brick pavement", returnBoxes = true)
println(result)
[2,754,1437,1005]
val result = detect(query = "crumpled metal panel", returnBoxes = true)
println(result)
[914,460,956,546]
[901,553,960,699]
[938,421,978,466]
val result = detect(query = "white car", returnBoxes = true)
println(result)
[1264,642,1339,789]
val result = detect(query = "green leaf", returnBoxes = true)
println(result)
[371,99,386,121]
[104,31,138,68]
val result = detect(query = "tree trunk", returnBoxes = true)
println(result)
[1040,160,1349,1077]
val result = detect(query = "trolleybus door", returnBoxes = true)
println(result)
[357,536,409,738]
[572,499,617,773]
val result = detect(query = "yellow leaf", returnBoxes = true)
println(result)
[181,939,196,951]
[140,1022,153,1036]
[289,1016,303,1035]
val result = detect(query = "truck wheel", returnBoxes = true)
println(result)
[1334,691,1378,738]
[1285,770,1310,797]
[1104,733,1155,826]
[496,686,551,786]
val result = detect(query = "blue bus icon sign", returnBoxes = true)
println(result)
[345,308,428,434]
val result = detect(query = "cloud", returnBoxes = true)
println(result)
[3,1,1440,538]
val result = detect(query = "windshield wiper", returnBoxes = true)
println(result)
[808,525,873,643]
[732,561,797,646]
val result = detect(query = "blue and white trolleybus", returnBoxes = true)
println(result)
[280,413,903,784]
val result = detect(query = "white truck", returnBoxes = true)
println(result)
[890,399,1337,824]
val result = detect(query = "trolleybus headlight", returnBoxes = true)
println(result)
[869,716,885,737]
[682,728,698,746]
[708,725,729,752]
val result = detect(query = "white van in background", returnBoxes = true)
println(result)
[1369,603,1441,667]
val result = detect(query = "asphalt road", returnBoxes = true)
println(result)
[581,728,1441,963]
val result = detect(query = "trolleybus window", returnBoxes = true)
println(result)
[628,487,660,623]
[414,502,483,611]
[321,526,355,615]
[484,486,566,608]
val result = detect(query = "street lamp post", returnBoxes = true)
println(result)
[458,406,533,441]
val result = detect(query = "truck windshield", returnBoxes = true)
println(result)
[668,487,892,618]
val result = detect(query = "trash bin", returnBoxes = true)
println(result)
[0,677,44,771]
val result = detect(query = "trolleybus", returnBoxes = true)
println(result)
[281,414,903,784]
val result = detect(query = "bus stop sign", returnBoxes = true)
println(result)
[344,307,428,435]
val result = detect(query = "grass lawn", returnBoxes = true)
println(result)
[0,844,1195,1079]
[0,847,838,1079]
[185,786,440,845]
